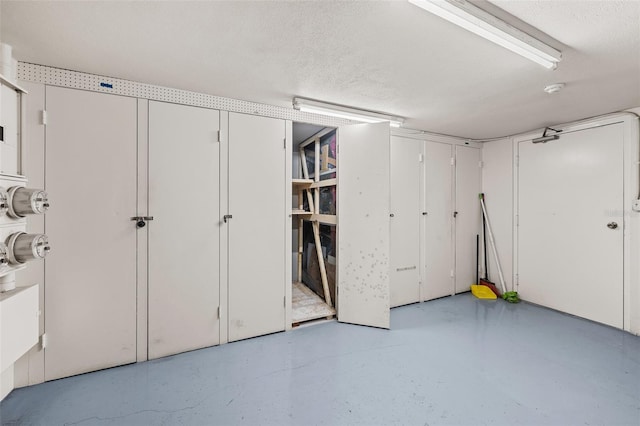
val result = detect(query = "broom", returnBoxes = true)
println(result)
[479,193,520,303]
[471,233,496,299]
[479,195,501,297]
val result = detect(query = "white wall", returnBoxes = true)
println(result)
[482,108,640,335]
[480,138,513,290]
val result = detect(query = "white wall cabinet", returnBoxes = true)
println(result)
[389,139,480,304]
[0,285,39,373]
[424,141,454,301]
[454,145,482,294]
[44,86,138,381]
[390,136,422,308]
[0,285,39,400]
[148,101,221,359]
[227,112,287,342]
[337,122,391,329]
[0,82,20,175]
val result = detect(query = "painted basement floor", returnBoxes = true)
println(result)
[1,294,639,426]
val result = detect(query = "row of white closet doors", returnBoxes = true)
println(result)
[389,136,481,308]
[41,86,392,381]
[44,89,289,380]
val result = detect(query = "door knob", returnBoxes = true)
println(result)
[607,222,618,229]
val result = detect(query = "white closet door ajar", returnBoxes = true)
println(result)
[148,101,220,359]
[454,146,481,293]
[390,136,422,307]
[423,141,453,301]
[45,86,137,381]
[228,113,286,342]
[337,122,391,329]
[518,124,624,328]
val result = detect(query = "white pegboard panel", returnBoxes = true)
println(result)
[17,62,354,127]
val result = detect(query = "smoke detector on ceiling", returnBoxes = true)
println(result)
[544,83,565,94]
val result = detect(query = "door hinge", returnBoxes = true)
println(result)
[478,161,484,168]
[516,155,519,166]
[450,157,455,166]
[516,214,519,226]
[217,306,220,319]
[40,333,48,349]
[284,296,286,307]
[216,130,220,142]
[515,274,519,285]
[41,110,47,125]
[418,153,424,162]
[283,138,286,149]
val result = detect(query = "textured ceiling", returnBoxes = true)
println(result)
[1,0,639,139]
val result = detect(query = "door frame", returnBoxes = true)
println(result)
[512,113,640,333]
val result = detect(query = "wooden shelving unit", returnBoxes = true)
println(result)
[293,128,337,312]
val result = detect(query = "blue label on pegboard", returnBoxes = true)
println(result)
[100,82,113,89]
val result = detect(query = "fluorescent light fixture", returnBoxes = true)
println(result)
[408,0,562,69]
[293,97,404,128]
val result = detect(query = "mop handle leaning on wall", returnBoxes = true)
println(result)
[479,193,507,294]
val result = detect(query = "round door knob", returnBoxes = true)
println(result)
[607,222,618,229]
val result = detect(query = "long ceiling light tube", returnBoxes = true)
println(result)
[408,0,562,69]
[293,97,404,128]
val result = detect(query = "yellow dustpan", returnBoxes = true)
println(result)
[471,284,497,300]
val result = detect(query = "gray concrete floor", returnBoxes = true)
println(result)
[1,294,639,426]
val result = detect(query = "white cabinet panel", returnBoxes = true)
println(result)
[454,146,481,293]
[518,124,624,328]
[337,122,390,329]
[45,87,137,380]
[424,142,453,300]
[0,285,39,372]
[148,101,220,359]
[0,84,19,175]
[390,136,421,307]
[228,113,286,342]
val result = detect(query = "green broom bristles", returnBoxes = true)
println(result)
[502,291,520,303]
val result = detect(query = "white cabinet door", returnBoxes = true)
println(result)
[148,101,220,359]
[228,113,286,342]
[45,86,137,380]
[454,146,481,293]
[390,136,422,307]
[0,84,19,175]
[337,122,390,329]
[518,124,624,328]
[424,142,454,301]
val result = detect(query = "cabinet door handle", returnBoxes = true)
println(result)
[223,214,233,223]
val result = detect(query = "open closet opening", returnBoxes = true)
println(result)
[292,122,337,326]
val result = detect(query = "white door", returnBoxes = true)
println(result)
[390,136,422,307]
[228,113,286,342]
[423,141,453,301]
[337,122,390,329]
[518,124,624,328]
[148,101,220,359]
[0,84,19,174]
[45,87,137,380]
[455,146,481,293]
